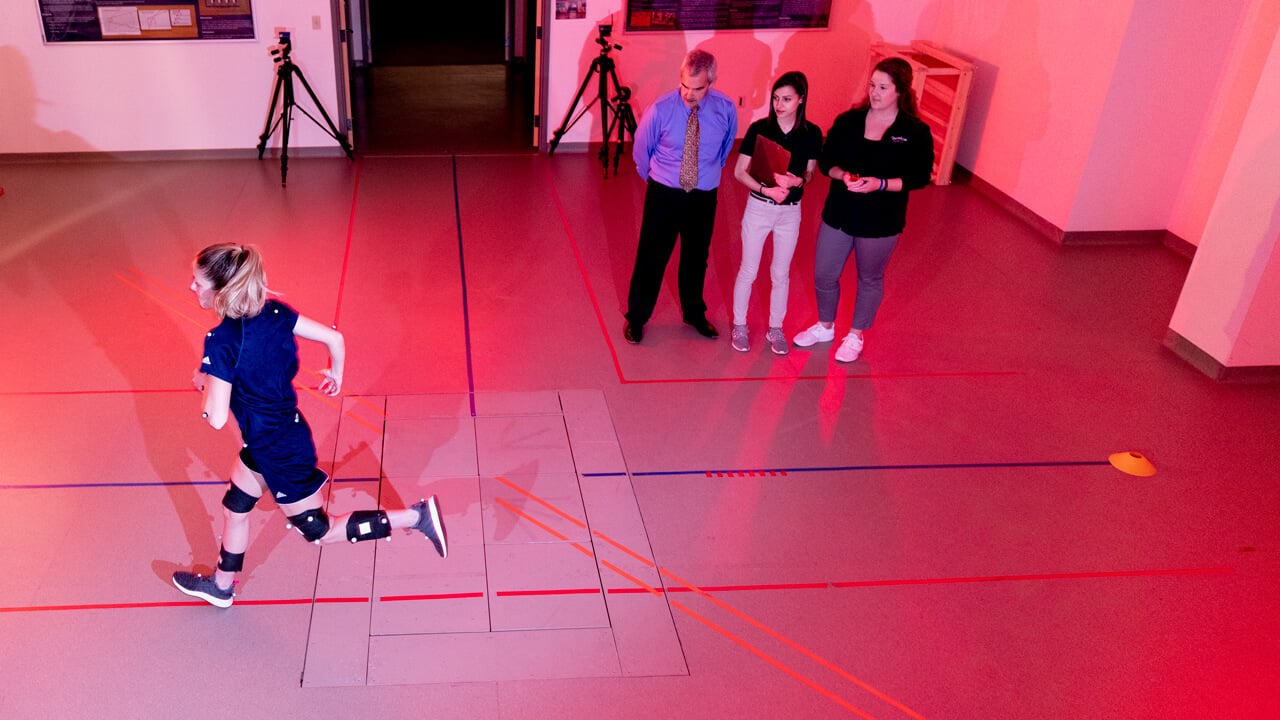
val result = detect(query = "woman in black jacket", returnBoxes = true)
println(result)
[792,57,934,362]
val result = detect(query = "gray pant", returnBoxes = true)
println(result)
[812,221,900,330]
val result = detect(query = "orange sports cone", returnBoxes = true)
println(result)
[1109,451,1156,476]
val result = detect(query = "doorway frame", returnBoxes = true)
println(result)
[332,0,546,151]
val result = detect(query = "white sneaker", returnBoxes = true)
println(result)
[835,332,864,362]
[793,322,835,347]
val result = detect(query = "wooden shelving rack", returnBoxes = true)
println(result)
[869,41,974,185]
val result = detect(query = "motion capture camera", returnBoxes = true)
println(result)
[268,30,292,64]
[595,23,621,53]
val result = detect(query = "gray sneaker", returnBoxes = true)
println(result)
[731,324,749,352]
[411,496,448,559]
[172,571,234,608]
[766,327,788,356]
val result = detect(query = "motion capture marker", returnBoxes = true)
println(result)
[1109,451,1156,476]
[287,510,331,541]
[345,511,393,542]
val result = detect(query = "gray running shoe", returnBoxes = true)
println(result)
[731,324,749,352]
[766,327,789,356]
[411,496,448,559]
[172,571,234,608]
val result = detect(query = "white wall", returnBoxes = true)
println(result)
[1169,20,1280,367]
[1,0,341,153]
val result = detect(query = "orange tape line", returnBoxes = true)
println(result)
[495,477,918,717]
[660,566,926,720]
[493,497,571,541]
[114,273,206,330]
[593,529,656,568]
[495,475,588,529]
[669,598,879,719]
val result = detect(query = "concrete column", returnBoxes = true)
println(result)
[1166,14,1280,381]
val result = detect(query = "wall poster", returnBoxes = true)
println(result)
[625,1,831,32]
[39,0,256,43]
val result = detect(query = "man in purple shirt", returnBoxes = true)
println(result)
[624,49,738,344]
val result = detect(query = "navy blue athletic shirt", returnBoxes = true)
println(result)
[200,299,301,444]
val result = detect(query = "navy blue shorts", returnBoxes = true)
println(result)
[238,414,328,505]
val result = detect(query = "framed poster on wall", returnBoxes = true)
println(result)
[38,0,256,43]
[625,1,831,32]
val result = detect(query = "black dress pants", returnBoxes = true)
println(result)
[625,180,719,326]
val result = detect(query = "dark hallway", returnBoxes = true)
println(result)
[351,0,536,155]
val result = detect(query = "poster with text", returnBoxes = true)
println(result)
[39,0,255,43]
[626,0,831,32]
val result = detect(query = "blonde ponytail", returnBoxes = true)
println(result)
[195,243,269,318]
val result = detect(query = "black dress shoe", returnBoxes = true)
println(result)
[624,322,644,344]
[685,317,719,339]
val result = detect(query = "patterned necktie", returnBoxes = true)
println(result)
[679,106,700,191]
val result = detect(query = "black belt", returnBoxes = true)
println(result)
[749,191,799,206]
[650,179,713,194]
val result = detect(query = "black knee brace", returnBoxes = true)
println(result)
[286,509,331,543]
[346,510,391,543]
[222,484,259,514]
[217,546,245,572]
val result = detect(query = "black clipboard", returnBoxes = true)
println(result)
[747,135,791,186]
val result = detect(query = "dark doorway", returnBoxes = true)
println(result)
[370,1,505,66]
[352,0,537,155]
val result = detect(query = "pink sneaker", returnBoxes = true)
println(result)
[793,322,835,347]
[835,332,864,362]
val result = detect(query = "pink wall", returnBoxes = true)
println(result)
[1168,0,1280,247]
[1067,0,1248,232]
[912,0,1134,229]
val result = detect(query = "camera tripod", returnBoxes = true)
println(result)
[256,39,353,186]
[548,30,636,177]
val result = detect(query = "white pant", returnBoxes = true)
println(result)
[733,195,802,327]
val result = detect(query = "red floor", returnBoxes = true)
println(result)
[1,151,1277,719]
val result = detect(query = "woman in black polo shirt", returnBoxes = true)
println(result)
[730,71,823,355]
